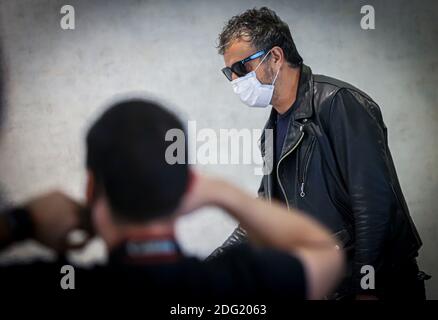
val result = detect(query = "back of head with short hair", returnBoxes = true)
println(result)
[86,99,188,223]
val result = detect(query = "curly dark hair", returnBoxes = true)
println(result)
[217,7,303,68]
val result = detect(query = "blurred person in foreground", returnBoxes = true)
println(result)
[0,98,344,301]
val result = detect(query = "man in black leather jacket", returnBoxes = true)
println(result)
[211,7,426,300]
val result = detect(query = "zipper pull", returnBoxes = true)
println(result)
[300,182,305,198]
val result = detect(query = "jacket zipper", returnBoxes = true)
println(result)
[276,126,305,210]
[299,137,316,198]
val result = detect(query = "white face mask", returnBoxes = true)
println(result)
[231,50,280,108]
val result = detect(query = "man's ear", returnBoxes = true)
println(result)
[86,170,96,206]
[271,46,284,65]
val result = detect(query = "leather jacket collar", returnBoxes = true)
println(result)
[260,64,314,160]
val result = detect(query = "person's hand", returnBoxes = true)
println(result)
[175,172,224,217]
[26,191,91,252]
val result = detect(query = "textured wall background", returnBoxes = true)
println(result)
[0,0,437,298]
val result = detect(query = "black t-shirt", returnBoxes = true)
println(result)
[0,243,306,300]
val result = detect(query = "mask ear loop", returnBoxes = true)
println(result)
[254,49,280,85]
[254,49,272,72]
[272,68,280,85]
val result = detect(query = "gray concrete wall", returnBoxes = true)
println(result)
[0,0,437,298]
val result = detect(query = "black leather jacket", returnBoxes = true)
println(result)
[208,64,422,295]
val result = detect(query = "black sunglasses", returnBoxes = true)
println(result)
[221,49,268,81]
